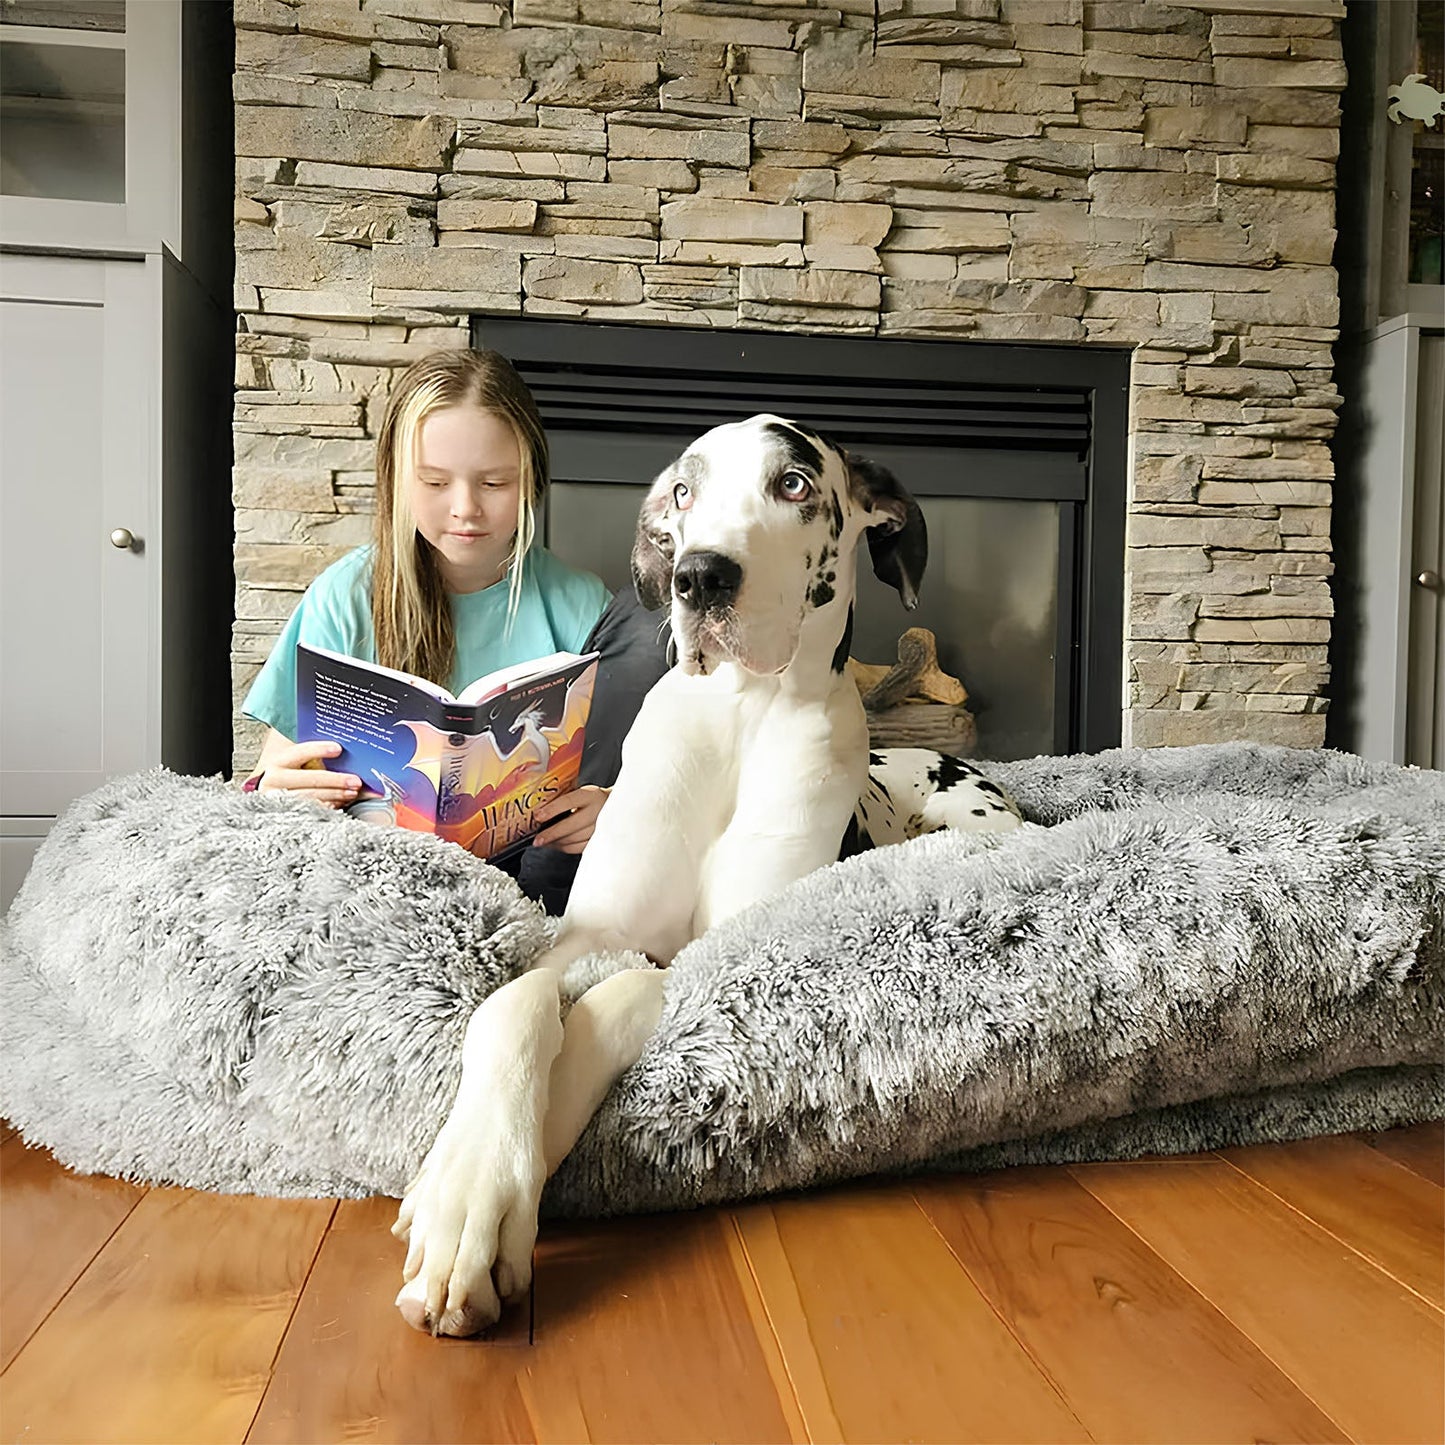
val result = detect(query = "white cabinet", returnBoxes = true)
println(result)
[1349,315,1445,766]
[1406,330,1444,765]
[1336,0,1445,765]
[0,253,155,816]
[0,1,232,911]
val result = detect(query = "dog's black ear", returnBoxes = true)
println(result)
[848,453,928,610]
[630,469,677,611]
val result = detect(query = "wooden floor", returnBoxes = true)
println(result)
[1,1121,1440,1445]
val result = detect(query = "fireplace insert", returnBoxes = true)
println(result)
[473,315,1127,759]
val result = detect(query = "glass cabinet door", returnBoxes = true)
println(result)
[0,0,177,251]
[0,32,125,203]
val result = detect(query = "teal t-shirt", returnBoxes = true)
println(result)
[243,545,611,740]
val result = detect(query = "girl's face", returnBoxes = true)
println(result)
[410,403,524,593]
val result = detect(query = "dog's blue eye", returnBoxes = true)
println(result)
[779,471,812,501]
[673,482,692,510]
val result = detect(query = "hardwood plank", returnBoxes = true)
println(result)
[738,1181,1089,1445]
[247,1195,535,1445]
[0,1135,145,1371]
[522,1208,796,1445]
[1223,1135,1445,1310]
[0,1186,334,1445]
[721,1212,812,1445]
[0,1122,17,1144]
[1075,1157,1445,1445]
[730,1204,846,1445]
[1364,1121,1445,1188]
[912,1167,1348,1444]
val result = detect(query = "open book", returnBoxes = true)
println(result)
[295,643,600,861]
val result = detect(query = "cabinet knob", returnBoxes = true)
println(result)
[110,527,136,550]
[1418,570,1442,591]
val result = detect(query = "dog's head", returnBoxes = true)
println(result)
[632,414,927,677]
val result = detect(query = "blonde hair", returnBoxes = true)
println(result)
[372,349,548,685]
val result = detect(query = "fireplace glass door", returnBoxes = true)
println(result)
[477,316,1126,759]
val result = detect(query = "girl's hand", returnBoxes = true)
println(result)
[530,786,610,854]
[247,738,363,810]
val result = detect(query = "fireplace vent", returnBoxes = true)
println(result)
[514,363,1090,453]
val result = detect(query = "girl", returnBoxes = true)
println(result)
[240,348,612,858]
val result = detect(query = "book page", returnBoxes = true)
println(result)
[296,645,452,832]
[434,656,599,860]
[302,643,457,702]
[455,650,582,706]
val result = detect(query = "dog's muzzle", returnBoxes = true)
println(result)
[672,550,742,614]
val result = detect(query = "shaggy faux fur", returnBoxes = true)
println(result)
[1,743,1440,1216]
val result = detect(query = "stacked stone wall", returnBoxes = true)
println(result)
[232,0,1344,768]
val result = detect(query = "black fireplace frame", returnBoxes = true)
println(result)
[474,315,1128,755]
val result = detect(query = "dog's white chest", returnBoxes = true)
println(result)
[574,663,866,954]
[682,669,867,936]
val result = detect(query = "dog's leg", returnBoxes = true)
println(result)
[393,686,715,1337]
[542,966,667,1173]
[392,960,671,1338]
[391,965,565,1337]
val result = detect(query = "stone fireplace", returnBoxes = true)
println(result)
[231,0,1343,772]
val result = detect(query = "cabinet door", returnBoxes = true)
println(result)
[0,251,155,816]
[1407,330,1444,767]
[0,1,185,259]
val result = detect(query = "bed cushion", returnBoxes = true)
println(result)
[1,742,1439,1213]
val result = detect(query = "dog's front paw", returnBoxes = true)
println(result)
[391,1102,545,1338]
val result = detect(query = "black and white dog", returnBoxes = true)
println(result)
[855,748,1022,848]
[393,415,1020,1336]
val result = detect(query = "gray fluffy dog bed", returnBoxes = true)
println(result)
[1,742,1440,1216]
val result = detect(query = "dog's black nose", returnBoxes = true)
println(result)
[672,550,742,612]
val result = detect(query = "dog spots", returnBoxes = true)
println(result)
[839,814,872,860]
[831,603,855,674]
[762,420,825,478]
[926,754,981,793]
[859,747,1024,847]
[759,422,845,528]
[807,532,840,613]
[920,756,1015,815]
[806,540,839,607]
[793,480,842,531]
[786,480,841,536]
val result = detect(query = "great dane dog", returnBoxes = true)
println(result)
[392,414,1017,1336]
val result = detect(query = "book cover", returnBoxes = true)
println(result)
[295,644,600,861]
